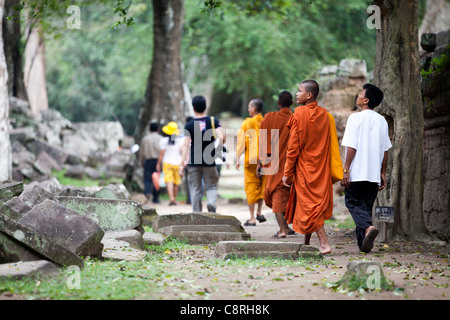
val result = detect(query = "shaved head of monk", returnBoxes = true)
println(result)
[296,80,320,105]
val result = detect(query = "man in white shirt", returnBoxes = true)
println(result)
[341,83,391,253]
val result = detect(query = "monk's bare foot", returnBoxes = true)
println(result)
[304,233,312,245]
[319,244,332,255]
[273,231,286,238]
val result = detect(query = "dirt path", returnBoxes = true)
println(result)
[147,166,450,300]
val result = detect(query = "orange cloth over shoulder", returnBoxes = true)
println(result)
[237,114,266,204]
[283,101,333,234]
[259,108,293,211]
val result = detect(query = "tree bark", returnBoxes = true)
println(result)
[2,0,27,100]
[0,0,12,182]
[24,22,48,116]
[373,0,430,241]
[135,0,186,143]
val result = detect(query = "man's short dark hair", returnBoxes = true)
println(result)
[301,80,320,100]
[278,91,293,108]
[192,95,207,113]
[149,122,159,132]
[363,83,384,109]
[250,98,264,113]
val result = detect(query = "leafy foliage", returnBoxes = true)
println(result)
[42,0,376,129]
[183,0,376,114]
[45,2,152,135]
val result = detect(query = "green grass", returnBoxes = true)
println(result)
[0,238,332,300]
[51,169,123,188]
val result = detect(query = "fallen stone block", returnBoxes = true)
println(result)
[84,167,102,180]
[0,214,84,268]
[19,185,56,208]
[18,162,47,181]
[26,139,68,166]
[179,231,251,244]
[152,213,244,233]
[57,196,142,232]
[0,260,60,280]
[0,197,31,221]
[143,232,165,246]
[0,232,43,263]
[34,151,61,176]
[102,183,130,200]
[25,177,63,196]
[214,241,321,260]
[101,238,147,261]
[130,193,148,205]
[58,187,91,198]
[103,230,144,250]
[141,207,158,226]
[0,182,23,204]
[19,199,104,258]
[92,188,118,200]
[64,164,85,180]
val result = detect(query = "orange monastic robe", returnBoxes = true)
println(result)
[284,101,333,234]
[259,107,293,213]
[237,113,266,204]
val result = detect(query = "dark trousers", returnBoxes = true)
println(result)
[144,159,159,202]
[345,181,379,249]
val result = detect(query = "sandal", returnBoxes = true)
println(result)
[272,231,286,239]
[244,220,256,226]
[256,215,266,223]
[287,229,296,235]
[361,228,379,253]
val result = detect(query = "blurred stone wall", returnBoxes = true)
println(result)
[420,30,450,235]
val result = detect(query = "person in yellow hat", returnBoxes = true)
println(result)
[157,121,183,205]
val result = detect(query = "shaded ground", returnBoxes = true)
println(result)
[1,166,448,301]
[146,166,450,300]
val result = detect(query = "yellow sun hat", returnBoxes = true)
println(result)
[162,121,179,136]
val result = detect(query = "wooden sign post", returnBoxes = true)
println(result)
[374,206,394,242]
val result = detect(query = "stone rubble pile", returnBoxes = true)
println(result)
[0,181,156,279]
[9,98,131,184]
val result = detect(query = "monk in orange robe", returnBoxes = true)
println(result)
[236,99,266,226]
[282,80,333,254]
[257,91,294,238]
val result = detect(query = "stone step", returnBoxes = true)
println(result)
[0,260,60,280]
[159,224,243,237]
[214,241,321,260]
[152,213,244,233]
[178,231,251,244]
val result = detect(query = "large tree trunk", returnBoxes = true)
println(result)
[373,0,431,241]
[0,0,12,183]
[24,22,48,116]
[2,0,27,100]
[135,0,186,144]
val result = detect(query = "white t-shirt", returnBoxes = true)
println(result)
[159,136,183,166]
[341,109,392,184]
